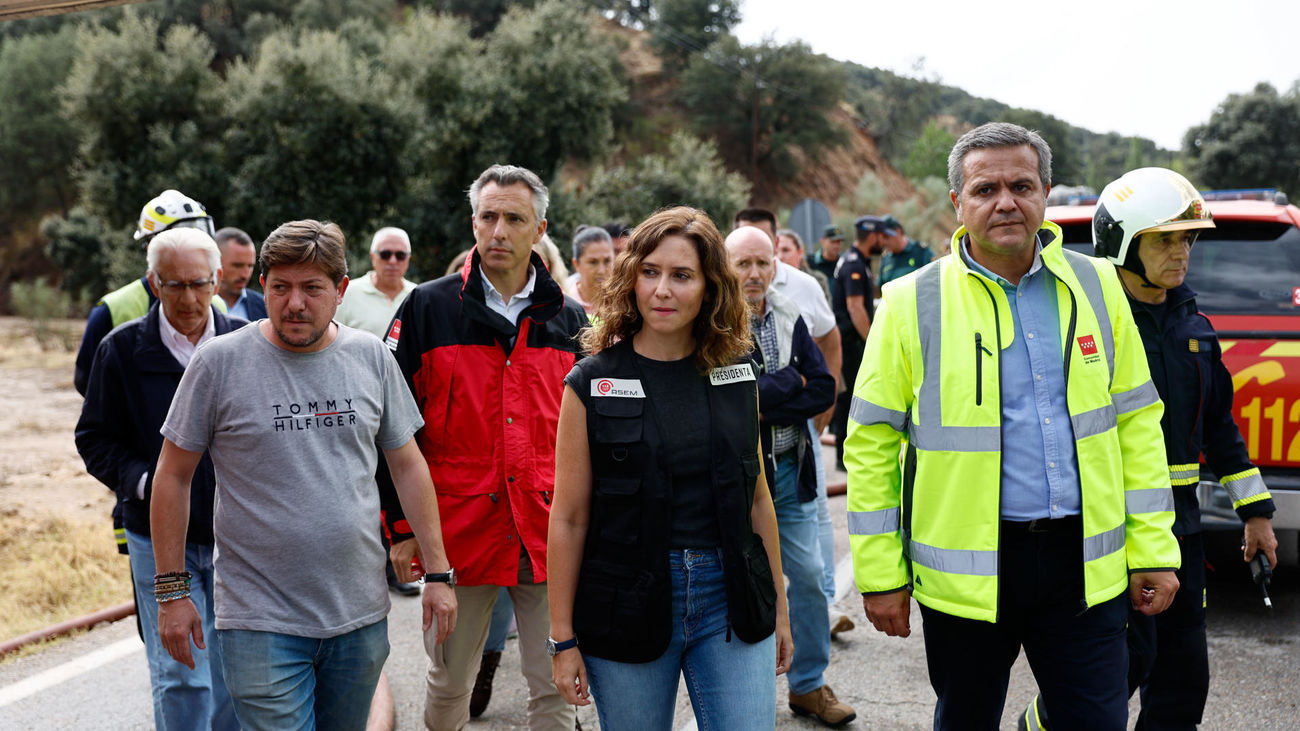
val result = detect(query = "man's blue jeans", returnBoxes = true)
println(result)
[484,587,514,654]
[125,529,237,731]
[772,451,831,695]
[584,548,776,730]
[217,619,389,731]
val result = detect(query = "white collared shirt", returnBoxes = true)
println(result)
[771,260,836,338]
[141,307,215,497]
[480,264,537,325]
[158,306,216,369]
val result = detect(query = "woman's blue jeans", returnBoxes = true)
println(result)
[583,548,776,731]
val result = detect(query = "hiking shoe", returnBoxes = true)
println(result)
[830,611,855,637]
[469,651,502,718]
[790,684,856,726]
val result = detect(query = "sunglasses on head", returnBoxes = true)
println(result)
[378,250,409,261]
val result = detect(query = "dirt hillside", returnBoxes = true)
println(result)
[605,19,917,215]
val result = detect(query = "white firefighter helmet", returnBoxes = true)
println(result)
[1092,168,1214,279]
[133,189,215,242]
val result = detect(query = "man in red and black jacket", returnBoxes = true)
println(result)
[381,164,588,731]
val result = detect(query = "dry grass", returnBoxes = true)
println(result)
[0,510,133,648]
[0,316,80,370]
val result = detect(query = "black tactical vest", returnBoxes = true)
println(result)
[572,340,777,662]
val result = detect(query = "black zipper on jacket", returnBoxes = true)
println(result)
[974,332,992,405]
[1062,286,1078,388]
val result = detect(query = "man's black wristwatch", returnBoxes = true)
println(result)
[546,636,578,656]
[423,568,456,587]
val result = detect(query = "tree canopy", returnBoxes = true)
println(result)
[678,35,845,183]
[1184,82,1300,196]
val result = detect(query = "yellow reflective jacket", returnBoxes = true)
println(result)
[846,222,1180,622]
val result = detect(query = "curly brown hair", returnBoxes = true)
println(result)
[582,206,752,373]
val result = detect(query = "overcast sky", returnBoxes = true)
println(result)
[733,0,1300,150]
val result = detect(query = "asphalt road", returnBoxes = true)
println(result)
[3,451,1296,730]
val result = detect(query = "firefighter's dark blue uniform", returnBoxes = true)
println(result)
[1124,282,1275,729]
[1024,282,1277,731]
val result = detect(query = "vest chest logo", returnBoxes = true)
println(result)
[1077,334,1102,365]
[591,377,644,398]
[708,364,755,386]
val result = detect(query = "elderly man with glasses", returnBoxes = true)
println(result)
[76,227,249,731]
[336,226,419,339]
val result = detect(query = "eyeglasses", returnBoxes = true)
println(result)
[377,250,409,261]
[159,278,215,294]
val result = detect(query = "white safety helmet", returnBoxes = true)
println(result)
[133,189,215,242]
[1092,168,1214,281]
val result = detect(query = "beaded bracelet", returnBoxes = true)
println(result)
[156,588,191,604]
[154,571,192,601]
[154,570,192,585]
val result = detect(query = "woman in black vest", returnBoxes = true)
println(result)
[548,207,792,729]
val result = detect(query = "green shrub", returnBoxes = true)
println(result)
[9,277,74,349]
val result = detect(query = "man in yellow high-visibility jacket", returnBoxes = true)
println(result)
[846,122,1182,730]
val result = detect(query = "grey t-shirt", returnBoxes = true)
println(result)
[162,323,424,638]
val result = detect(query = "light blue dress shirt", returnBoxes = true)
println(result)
[959,235,1082,520]
[228,289,250,320]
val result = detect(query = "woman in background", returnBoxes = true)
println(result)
[568,225,616,317]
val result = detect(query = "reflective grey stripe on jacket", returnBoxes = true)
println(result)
[1126,487,1175,514]
[1063,250,1115,386]
[849,396,907,432]
[910,265,1000,453]
[847,507,899,537]
[907,540,998,576]
[1084,523,1125,562]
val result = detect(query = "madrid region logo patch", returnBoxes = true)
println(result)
[1077,335,1102,365]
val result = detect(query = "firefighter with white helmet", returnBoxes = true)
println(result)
[1022,168,1278,730]
[133,189,217,241]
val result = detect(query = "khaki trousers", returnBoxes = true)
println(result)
[422,554,573,731]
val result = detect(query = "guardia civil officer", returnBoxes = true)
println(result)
[1021,168,1278,730]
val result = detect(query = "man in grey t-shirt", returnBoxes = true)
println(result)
[151,220,457,730]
